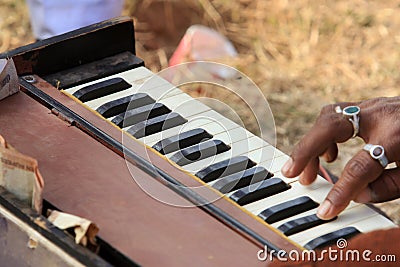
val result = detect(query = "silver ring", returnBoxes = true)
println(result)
[335,105,360,138]
[363,144,389,168]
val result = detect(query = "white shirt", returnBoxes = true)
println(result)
[26,0,124,40]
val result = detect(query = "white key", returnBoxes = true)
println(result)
[108,93,191,131]
[84,85,183,111]
[158,93,211,118]
[78,87,181,124]
[270,208,319,229]
[290,205,395,245]
[140,110,241,146]
[65,67,184,114]
[164,127,257,158]
[83,87,144,111]
[150,118,256,162]
[136,83,182,102]
[267,197,360,231]
[116,94,211,132]
[243,176,333,214]
[184,140,277,176]
[172,136,265,175]
[87,90,210,133]
[214,148,288,190]
[246,146,286,167]
[258,154,291,174]
[337,214,396,236]
[65,67,168,94]
[291,205,378,245]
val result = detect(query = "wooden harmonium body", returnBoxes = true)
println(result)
[0,17,396,266]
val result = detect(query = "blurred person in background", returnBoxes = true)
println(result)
[26,0,124,40]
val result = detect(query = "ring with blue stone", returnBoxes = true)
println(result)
[336,105,360,138]
[363,144,389,168]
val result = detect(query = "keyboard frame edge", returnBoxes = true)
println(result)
[0,17,137,79]
[24,74,304,255]
[2,15,303,258]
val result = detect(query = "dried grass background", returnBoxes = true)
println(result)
[0,0,399,223]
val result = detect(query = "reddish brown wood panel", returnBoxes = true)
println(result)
[0,92,270,266]
[30,76,301,255]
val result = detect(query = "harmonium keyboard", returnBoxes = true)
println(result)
[0,17,396,266]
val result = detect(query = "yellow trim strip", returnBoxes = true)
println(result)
[61,89,305,251]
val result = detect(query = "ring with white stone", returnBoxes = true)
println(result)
[363,144,389,168]
[335,105,360,138]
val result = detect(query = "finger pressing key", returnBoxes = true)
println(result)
[317,150,383,220]
[299,157,320,185]
[320,143,338,163]
[282,104,354,178]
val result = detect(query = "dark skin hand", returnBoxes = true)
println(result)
[281,97,400,220]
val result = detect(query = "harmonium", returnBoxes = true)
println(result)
[0,17,396,266]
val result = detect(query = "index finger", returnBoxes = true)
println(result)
[317,150,383,220]
[282,104,354,178]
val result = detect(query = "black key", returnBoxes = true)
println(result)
[170,140,230,166]
[196,156,256,183]
[304,227,361,250]
[277,214,337,236]
[96,93,155,118]
[258,196,319,224]
[230,178,290,206]
[212,166,273,193]
[152,128,213,155]
[111,103,171,128]
[127,112,187,139]
[73,77,131,102]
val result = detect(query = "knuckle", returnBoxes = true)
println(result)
[323,113,349,141]
[316,108,342,133]
[344,156,371,181]
[320,104,333,115]
[291,139,308,161]
[363,97,386,107]
[329,113,343,129]
[383,103,399,114]
[325,185,349,210]
[366,99,399,123]
[380,138,400,162]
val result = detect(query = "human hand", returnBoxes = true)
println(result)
[281,97,400,220]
